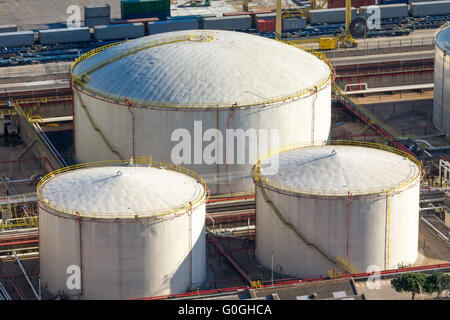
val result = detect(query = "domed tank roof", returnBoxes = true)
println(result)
[257,145,420,196]
[71,30,331,108]
[38,166,205,218]
[436,24,450,52]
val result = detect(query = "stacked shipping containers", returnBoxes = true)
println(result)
[410,0,450,16]
[255,13,276,32]
[308,7,357,24]
[327,0,376,7]
[84,5,111,27]
[148,19,198,34]
[121,0,171,20]
[283,17,307,31]
[361,4,409,19]
[0,31,34,47]
[94,23,145,40]
[38,28,91,45]
[202,16,252,30]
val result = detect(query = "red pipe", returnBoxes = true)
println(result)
[0,239,38,246]
[1,263,24,300]
[206,195,255,203]
[336,68,434,81]
[206,232,253,286]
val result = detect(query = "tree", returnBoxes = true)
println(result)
[391,273,427,300]
[423,272,450,299]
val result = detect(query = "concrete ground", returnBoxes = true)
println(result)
[0,0,123,30]
[355,277,449,300]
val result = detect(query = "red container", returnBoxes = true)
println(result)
[224,10,273,28]
[327,0,376,8]
[110,17,159,34]
[256,19,276,33]
[110,17,160,24]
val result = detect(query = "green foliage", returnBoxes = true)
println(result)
[391,273,427,300]
[391,272,450,300]
[423,272,450,298]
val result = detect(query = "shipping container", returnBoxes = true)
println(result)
[410,0,450,16]
[121,0,170,18]
[0,31,34,47]
[0,25,18,33]
[361,3,409,19]
[148,19,198,34]
[256,19,276,32]
[307,8,357,24]
[111,17,160,24]
[111,17,160,34]
[122,11,170,20]
[168,14,216,20]
[379,0,408,4]
[38,27,90,45]
[254,13,277,20]
[327,0,376,8]
[283,17,307,31]
[202,16,252,30]
[223,10,271,28]
[84,4,110,18]
[84,16,110,28]
[94,23,145,40]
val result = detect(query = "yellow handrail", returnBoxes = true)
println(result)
[69,32,333,110]
[36,156,208,220]
[253,140,422,197]
[0,216,38,230]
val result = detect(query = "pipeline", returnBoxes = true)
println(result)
[206,232,253,286]
[137,262,450,300]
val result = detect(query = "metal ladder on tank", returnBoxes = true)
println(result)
[254,181,359,275]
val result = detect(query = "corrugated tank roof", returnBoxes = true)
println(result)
[258,145,420,196]
[38,166,205,218]
[436,24,450,51]
[71,30,331,107]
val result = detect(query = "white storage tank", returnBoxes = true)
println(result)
[37,157,207,299]
[434,23,450,136]
[70,30,332,195]
[253,141,421,278]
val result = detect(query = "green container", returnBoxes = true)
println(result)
[121,0,170,16]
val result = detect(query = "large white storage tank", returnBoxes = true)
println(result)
[70,30,332,195]
[434,22,450,136]
[253,141,421,278]
[37,157,207,299]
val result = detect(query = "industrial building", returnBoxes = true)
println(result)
[0,0,449,302]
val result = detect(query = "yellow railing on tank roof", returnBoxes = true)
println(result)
[69,32,333,110]
[36,156,208,220]
[252,140,422,197]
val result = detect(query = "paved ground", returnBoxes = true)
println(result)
[0,0,122,30]
[355,278,449,300]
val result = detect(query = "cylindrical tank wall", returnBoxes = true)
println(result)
[433,27,450,136]
[73,86,331,195]
[255,181,420,278]
[39,202,206,299]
